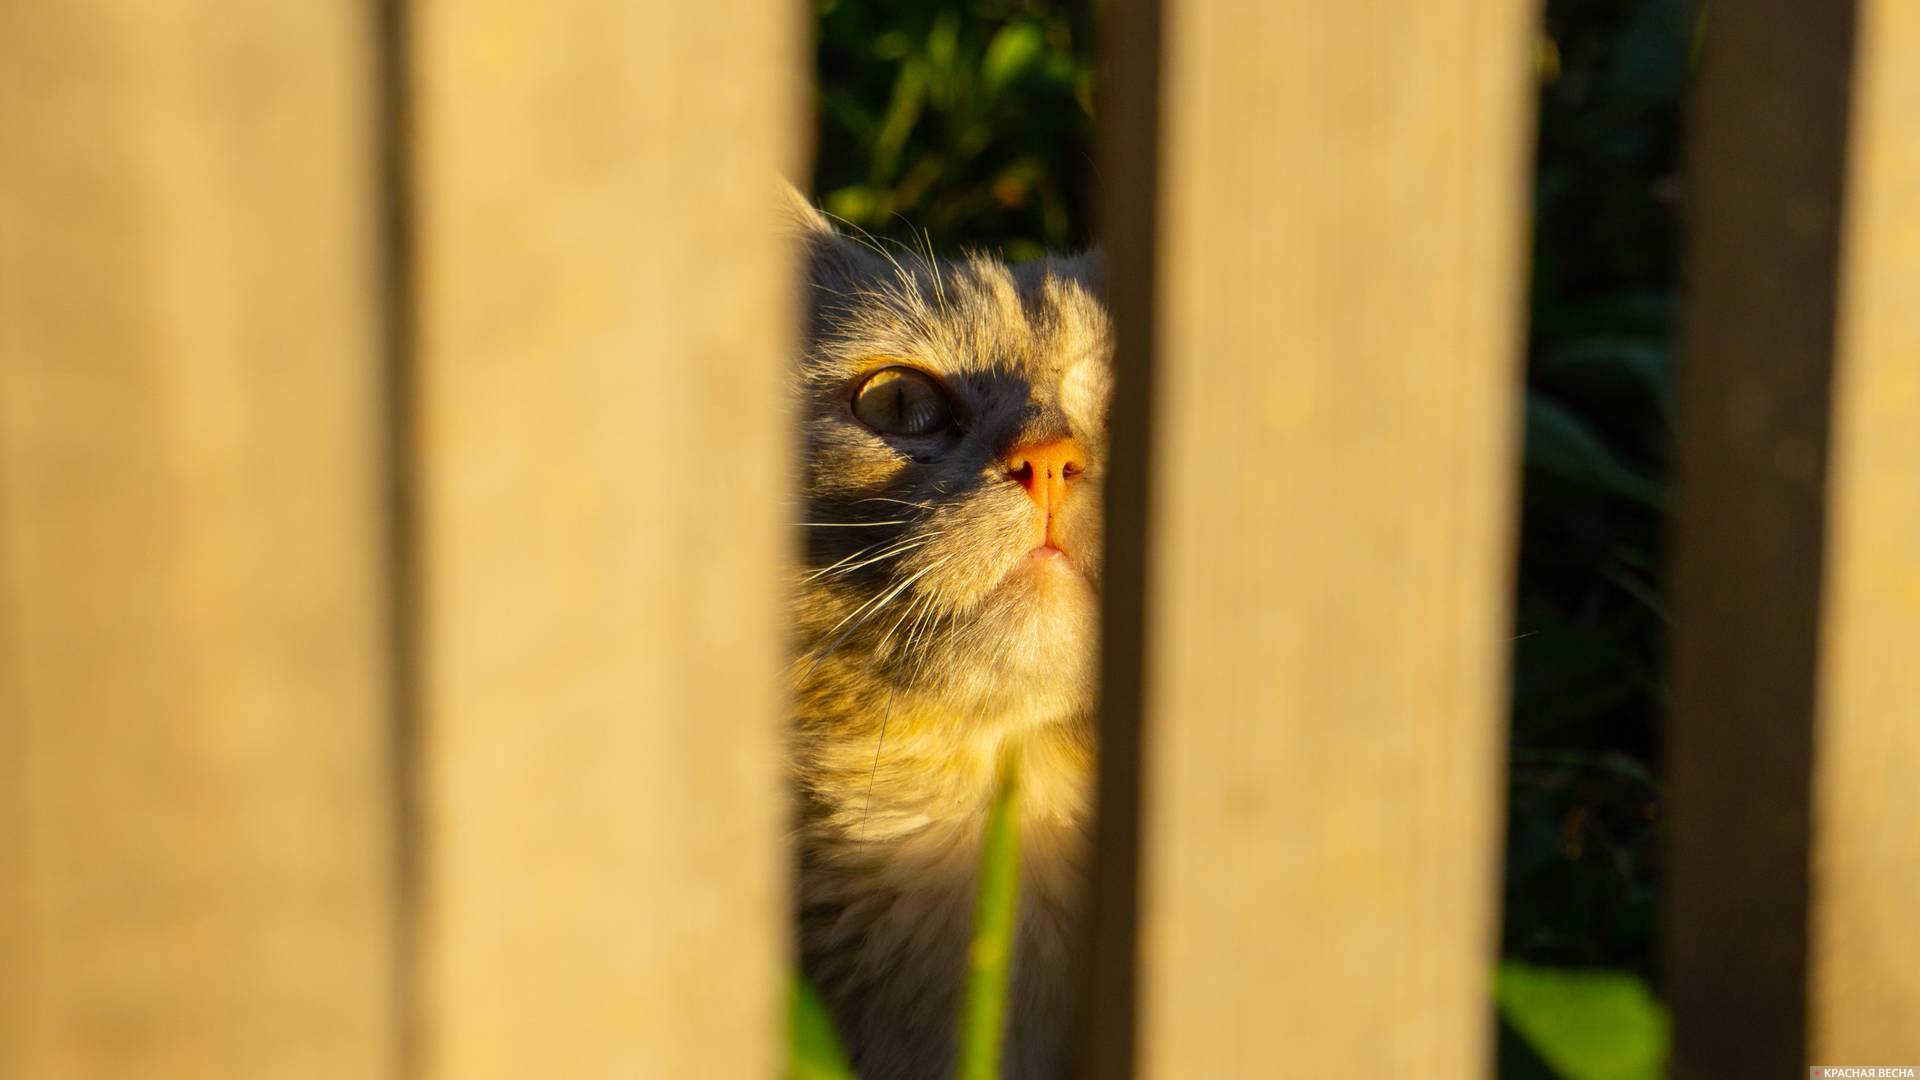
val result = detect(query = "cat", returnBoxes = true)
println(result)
[786,188,1109,1080]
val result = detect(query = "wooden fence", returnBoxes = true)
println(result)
[1,1,1913,1077]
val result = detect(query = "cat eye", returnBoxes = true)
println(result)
[851,367,955,438]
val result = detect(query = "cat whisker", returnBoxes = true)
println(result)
[873,562,951,660]
[872,594,924,663]
[839,223,922,305]
[860,683,895,839]
[801,520,910,528]
[897,589,947,664]
[816,558,942,644]
[921,228,948,310]
[817,210,900,269]
[801,538,899,580]
[802,535,934,582]
[801,559,946,680]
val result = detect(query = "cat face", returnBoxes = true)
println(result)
[791,209,1110,726]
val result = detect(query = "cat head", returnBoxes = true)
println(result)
[788,193,1110,728]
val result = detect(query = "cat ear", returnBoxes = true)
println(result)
[781,178,837,236]
[1067,247,1106,295]
[782,180,883,303]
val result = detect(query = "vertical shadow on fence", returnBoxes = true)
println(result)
[1666,2,1859,1073]
[374,1,424,1076]
[1081,0,1163,1075]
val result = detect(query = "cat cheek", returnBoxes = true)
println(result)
[1056,493,1103,543]
[1059,357,1112,431]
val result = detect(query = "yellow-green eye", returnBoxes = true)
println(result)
[852,367,955,437]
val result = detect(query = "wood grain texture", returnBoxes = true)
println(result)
[1810,0,1920,1057]
[0,3,396,1077]
[1666,4,1856,1073]
[1096,0,1536,1073]
[405,3,799,1076]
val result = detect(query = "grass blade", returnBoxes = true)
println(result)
[957,748,1022,1080]
[789,973,857,1080]
[1494,961,1670,1080]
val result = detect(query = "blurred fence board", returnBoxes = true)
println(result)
[404,2,798,1076]
[1811,0,1920,1059]
[1089,0,1536,1074]
[0,4,396,1077]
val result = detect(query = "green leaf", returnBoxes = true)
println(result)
[925,12,960,72]
[957,749,1022,1080]
[1003,239,1046,263]
[823,184,889,227]
[821,89,880,144]
[871,30,910,61]
[982,22,1045,94]
[1536,337,1673,422]
[1525,395,1667,511]
[868,62,927,185]
[788,974,857,1080]
[1495,962,1670,1080]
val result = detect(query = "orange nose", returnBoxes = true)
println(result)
[1004,437,1086,530]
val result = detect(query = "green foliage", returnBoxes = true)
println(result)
[1499,5,1686,1073]
[1526,396,1667,512]
[1496,963,1670,1080]
[957,749,1023,1079]
[788,975,857,1080]
[813,0,1096,260]
[1503,0,1686,989]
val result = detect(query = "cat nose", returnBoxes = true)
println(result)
[1003,437,1086,512]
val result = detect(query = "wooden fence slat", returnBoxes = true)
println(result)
[1667,4,1858,1073]
[1090,0,1536,1073]
[1811,0,1920,1058]
[405,3,799,1075]
[0,4,396,1076]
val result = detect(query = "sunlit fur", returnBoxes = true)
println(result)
[786,190,1109,1080]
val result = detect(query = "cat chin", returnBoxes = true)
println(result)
[932,564,1097,716]
[918,664,1094,731]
